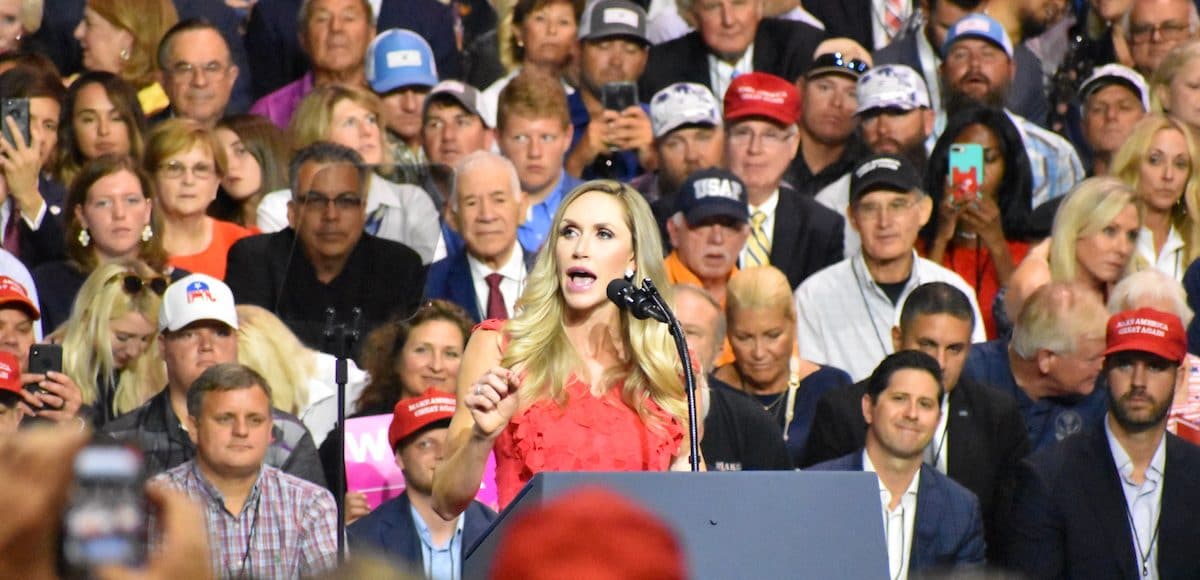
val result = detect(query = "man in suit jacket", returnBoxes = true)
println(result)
[872,0,1049,127]
[809,350,987,577]
[348,390,497,573]
[640,3,825,102]
[245,0,460,101]
[225,143,425,354]
[425,151,531,323]
[805,282,1028,560]
[722,72,844,290]
[1001,307,1200,579]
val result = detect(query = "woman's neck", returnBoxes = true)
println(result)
[736,367,789,396]
[162,214,211,256]
[94,247,141,265]
[1143,206,1172,256]
[241,198,261,229]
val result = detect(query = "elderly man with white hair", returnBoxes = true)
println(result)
[424,151,533,323]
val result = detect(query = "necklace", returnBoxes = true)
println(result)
[740,354,802,441]
[230,491,263,579]
[1122,495,1162,577]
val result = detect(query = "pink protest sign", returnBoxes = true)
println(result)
[343,414,498,511]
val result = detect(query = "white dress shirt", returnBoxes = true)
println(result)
[871,0,912,50]
[864,450,920,580]
[924,392,950,475]
[468,245,527,319]
[1106,417,1166,580]
[739,189,779,267]
[708,45,755,106]
[1136,224,1186,282]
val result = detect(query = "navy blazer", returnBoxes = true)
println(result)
[423,248,535,323]
[809,451,987,573]
[771,186,844,289]
[348,493,497,568]
[1001,427,1200,579]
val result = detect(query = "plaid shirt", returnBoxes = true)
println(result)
[155,461,338,579]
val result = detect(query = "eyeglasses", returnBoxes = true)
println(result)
[167,61,231,80]
[110,273,168,296]
[728,125,796,146]
[296,193,365,211]
[808,52,871,77]
[1129,21,1191,43]
[158,160,216,180]
[854,197,919,220]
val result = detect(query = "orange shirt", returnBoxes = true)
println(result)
[664,251,737,368]
[940,239,1031,339]
[168,219,254,280]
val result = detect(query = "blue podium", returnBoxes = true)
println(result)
[463,471,889,579]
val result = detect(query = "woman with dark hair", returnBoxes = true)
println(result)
[53,71,147,188]
[924,105,1037,338]
[211,114,291,228]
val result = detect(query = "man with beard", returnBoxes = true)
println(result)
[786,51,869,198]
[818,64,935,255]
[939,13,1083,208]
[1001,308,1200,579]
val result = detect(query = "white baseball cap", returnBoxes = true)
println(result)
[159,274,239,332]
[649,82,722,139]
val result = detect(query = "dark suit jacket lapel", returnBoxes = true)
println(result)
[911,464,944,569]
[680,34,712,89]
[386,493,425,565]
[1082,428,1139,578]
[769,190,800,266]
[447,254,482,322]
[751,20,776,73]
[1157,435,1200,576]
[945,386,973,483]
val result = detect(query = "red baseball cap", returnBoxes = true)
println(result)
[0,351,19,394]
[387,389,457,450]
[1105,307,1187,364]
[0,276,39,320]
[723,72,800,126]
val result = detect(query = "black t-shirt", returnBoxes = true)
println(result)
[877,275,911,305]
[702,378,795,471]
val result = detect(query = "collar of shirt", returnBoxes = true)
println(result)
[851,249,920,292]
[925,391,950,474]
[863,449,922,503]
[1136,224,1186,280]
[664,250,736,303]
[863,448,920,580]
[189,461,266,518]
[467,244,526,282]
[871,0,911,49]
[708,44,755,110]
[410,501,466,549]
[467,244,527,315]
[740,188,780,265]
[1106,415,1167,490]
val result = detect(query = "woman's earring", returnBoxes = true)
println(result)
[624,267,635,280]
[119,48,130,62]
[141,224,153,242]
[78,228,91,247]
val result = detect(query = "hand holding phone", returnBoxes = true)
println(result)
[948,143,984,204]
[601,82,638,113]
[0,98,31,149]
[64,445,149,571]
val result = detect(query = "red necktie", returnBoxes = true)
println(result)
[3,209,19,257]
[485,273,508,320]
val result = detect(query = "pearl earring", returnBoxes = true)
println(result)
[141,224,153,242]
[78,228,91,247]
[119,48,130,62]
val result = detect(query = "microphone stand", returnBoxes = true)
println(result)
[639,279,701,472]
[322,306,362,564]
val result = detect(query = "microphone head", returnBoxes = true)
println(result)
[607,278,634,307]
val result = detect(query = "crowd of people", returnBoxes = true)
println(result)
[3,0,1200,577]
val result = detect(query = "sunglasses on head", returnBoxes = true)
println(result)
[811,52,870,75]
[114,274,168,296]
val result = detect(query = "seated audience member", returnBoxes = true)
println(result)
[0,275,84,424]
[938,14,1084,208]
[225,142,426,354]
[478,0,578,127]
[426,152,531,323]
[787,50,869,199]
[1134,0,1199,80]
[872,0,1049,125]
[0,66,67,269]
[674,283,793,471]
[1079,65,1150,176]
[258,85,442,263]
[1001,307,1200,579]
[490,487,687,580]
[925,106,1038,338]
[155,19,239,128]
[715,266,852,465]
[0,249,38,337]
[638,0,824,101]
[723,72,845,289]
[250,0,375,128]
[804,282,1029,560]
[0,0,41,58]
[563,0,654,182]
[809,350,987,576]
[962,282,1110,451]
[211,114,291,229]
[819,64,935,255]
[52,71,146,189]
[794,154,985,381]
[104,274,325,484]
[59,261,165,426]
[145,119,252,278]
[235,304,368,448]
[421,80,497,219]
[664,168,748,319]
[71,0,177,117]
[1109,269,1200,434]
[1111,115,1200,282]
[366,29,438,167]
[348,390,498,572]
[320,299,472,496]
[33,155,172,335]
[635,82,724,216]
[0,351,23,434]
[154,363,339,577]
[496,70,583,252]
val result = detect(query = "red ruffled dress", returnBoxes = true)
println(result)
[476,320,685,510]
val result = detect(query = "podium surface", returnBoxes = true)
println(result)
[464,471,888,579]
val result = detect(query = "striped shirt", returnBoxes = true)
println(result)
[155,461,339,579]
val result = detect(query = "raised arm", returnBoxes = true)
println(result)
[431,328,520,520]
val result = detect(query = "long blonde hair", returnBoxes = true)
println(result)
[235,305,315,416]
[60,261,165,413]
[1111,114,1200,266]
[1048,176,1141,283]
[501,180,686,426]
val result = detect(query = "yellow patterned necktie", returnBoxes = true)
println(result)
[747,211,771,267]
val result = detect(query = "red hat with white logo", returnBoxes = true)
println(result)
[1105,307,1187,364]
[0,276,39,320]
[723,72,800,126]
[388,389,457,450]
[0,351,20,394]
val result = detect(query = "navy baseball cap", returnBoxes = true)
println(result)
[675,168,749,224]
